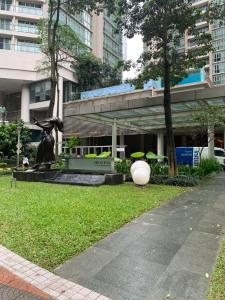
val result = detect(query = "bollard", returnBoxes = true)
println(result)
[10,177,17,188]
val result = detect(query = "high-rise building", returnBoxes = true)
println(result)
[0,1,123,129]
[187,0,225,86]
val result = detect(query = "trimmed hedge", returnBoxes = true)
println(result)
[150,175,199,187]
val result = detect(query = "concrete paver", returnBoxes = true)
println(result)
[56,174,225,300]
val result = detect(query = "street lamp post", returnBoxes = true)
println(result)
[17,124,22,168]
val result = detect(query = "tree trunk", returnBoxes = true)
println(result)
[163,59,178,177]
[47,0,60,119]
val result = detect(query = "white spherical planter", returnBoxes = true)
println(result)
[130,161,151,186]
[130,160,151,176]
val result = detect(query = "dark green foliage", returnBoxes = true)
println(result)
[116,0,212,87]
[115,0,212,177]
[75,52,122,92]
[150,163,168,176]
[150,175,198,186]
[198,158,222,177]
[0,121,31,158]
[66,136,80,149]
[115,159,132,174]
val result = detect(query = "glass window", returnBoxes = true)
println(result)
[17,39,40,52]
[0,36,11,49]
[30,81,52,103]
[0,18,11,30]
[0,0,12,11]
[17,2,42,15]
[17,20,37,33]
[215,150,225,157]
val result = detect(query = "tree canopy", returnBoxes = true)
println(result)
[114,0,212,176]
[0,121,31,158]
[75,52,122,92]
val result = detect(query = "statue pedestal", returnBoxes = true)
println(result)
[13,170,123,186]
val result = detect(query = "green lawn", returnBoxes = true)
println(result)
[206,239,225,300]
[0,176,185,271]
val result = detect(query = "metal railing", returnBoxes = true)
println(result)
[0,42,41,52]
[0,23,38,33]
[62,145,126,157]
[0,3,43,16]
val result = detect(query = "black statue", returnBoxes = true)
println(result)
[33,117,63,169]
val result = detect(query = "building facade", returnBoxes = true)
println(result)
[189,0,225,86]
[0,1,123,132]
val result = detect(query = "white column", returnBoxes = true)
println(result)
[112,119,117,158]
[157,131,164,157]
[21,85,30,123]
[119,134,125,158]
[208,125,214,158]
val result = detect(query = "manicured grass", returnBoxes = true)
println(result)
[206,239,225,300]
[0,176,186,271]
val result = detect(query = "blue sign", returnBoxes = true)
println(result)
[176,147,200,166]
[176,147,194,166]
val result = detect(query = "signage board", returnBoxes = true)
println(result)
[66,158,115,173]
[176,147,200,166]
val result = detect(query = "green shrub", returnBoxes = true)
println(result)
[150,163,168,176]
[0,162,7,168]
[130,152,145,159]
[115,159,132,174]
[53,158,65,170]
[66,135,80,149]
[0,167,12,175]
[97,151,111,158]
[198,158,222,177]
[85,153,97,158]
[178,165,201,178]
[150,175,198,187]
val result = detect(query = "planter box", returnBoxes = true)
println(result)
[65,158,115,174]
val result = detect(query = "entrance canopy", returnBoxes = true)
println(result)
[64,82,225,137]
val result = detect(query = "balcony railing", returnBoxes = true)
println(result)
[0,42,41,52]
[0,4,43,16]
[0,23,12,31]
[0,23,38,33]
[0,3,13,11]
[15,6,43,16]
[15,24,38,34]
[16,44,41,53]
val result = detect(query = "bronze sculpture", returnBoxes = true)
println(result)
[33,117,63,169]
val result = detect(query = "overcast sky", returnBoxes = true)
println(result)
[123,35,143,80]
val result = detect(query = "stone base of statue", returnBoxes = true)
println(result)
[13,170,123,186]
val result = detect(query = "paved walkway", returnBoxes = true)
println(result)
[56,174,225,300]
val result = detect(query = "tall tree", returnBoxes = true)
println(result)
[75,52,122,91]
[116,0,212,176]
[0,121,31,158]
[41,0,117,119]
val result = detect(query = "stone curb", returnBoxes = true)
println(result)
[0,245,111,300]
